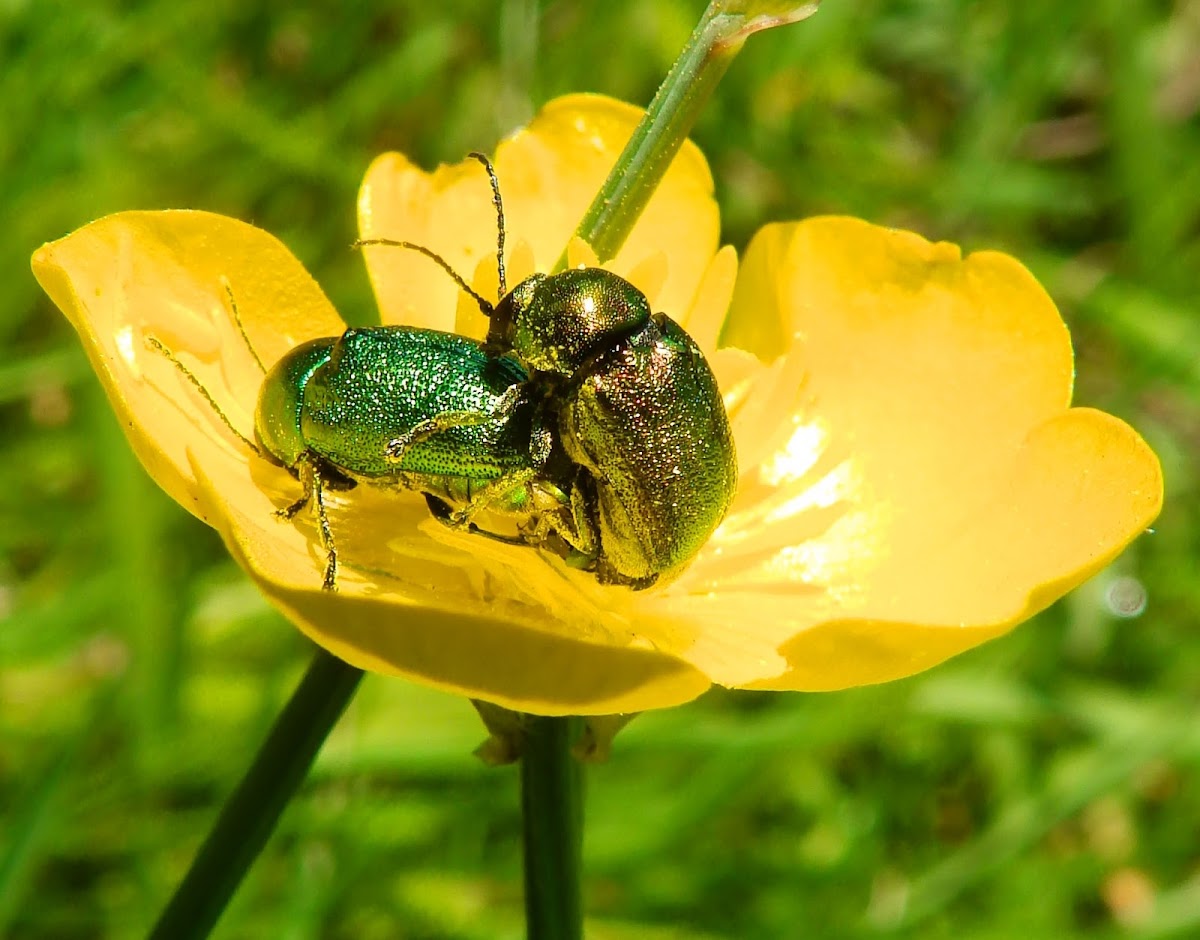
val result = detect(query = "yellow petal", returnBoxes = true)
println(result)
[358,151,496,332]
[32,210,345,524]
[191,448,712,715]
[672,217,1162,689]
[358,94,719,327]
[675,244,739,352]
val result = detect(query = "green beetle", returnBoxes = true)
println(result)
[152,308,569,591]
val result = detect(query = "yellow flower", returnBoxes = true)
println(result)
[32,94,1162,715]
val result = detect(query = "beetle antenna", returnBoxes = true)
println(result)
[467,151,507,297]
[144,335,263,457]
[220,277,267,374]
[353,238,495,315]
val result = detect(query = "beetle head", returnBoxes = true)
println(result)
[489,268,651,376]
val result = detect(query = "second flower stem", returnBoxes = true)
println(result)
[521,715,584,940]
[571,1,819,265]
[148,647,363,940]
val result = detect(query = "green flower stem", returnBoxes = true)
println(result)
[521,715,584,940]
[148,648,363,940]
[570,0,819,265]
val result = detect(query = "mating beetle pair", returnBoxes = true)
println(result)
[484,266,737,587]
[155,154,737,590]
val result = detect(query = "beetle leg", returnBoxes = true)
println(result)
[527,404,554,468]
[287,453,339,591]
[565,480,601,560]
[310,459,339,591]
[424,494,527,547]
[276,493,309,520]
[385,384,523,464]
[448,467,539,526]
[522,476,600,567]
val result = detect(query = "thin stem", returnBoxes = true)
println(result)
[148,648,364,940]
[569,1,819,266]
[521,716,584,940]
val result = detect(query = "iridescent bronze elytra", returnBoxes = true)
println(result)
[487,265,737,588]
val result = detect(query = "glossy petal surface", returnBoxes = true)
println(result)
[700,217,1164,689]
[32,211,343,524]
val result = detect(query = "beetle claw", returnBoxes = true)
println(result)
[276,495,308,520]
[322,553,338,592]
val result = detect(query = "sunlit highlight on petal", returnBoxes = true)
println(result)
[760,420,827,488]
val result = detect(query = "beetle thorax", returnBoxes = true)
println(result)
[504,268,652,376]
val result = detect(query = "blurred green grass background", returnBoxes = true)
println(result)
[2,0,1197,937]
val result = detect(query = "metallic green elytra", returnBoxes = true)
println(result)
[262,327,535,490]
[250,326,567,588]
[487,266,738,588]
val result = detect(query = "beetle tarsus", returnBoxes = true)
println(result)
[424,494,525,547]
[276,494,309,520]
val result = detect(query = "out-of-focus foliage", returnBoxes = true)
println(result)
[2,1,1196,937]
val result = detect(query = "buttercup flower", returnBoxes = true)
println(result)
[33,94,1162,715]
